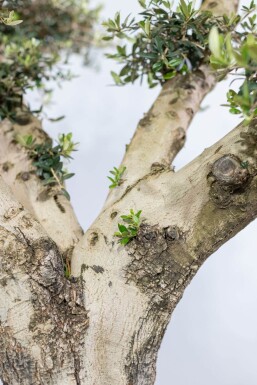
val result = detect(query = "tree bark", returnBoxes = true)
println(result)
[105,66,216,208]
[71,118,257,385]
[0,115,83,254]
[0,177,88,384]
[2,0,253,384]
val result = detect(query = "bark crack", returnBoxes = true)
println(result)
[0,229,89,384]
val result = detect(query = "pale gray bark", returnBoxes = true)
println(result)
[1,0,252,384]
[0,116,83,254]
[72,117,256,385]
[105,66,216,208]
[202,0,239,15]
[0,177,88,384]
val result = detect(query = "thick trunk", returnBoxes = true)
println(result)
[0,177,88,384]
[0,1,245,384]
[2,114,255,383]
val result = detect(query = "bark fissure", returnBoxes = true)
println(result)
[0,186,89,384]
[2,1,250,384]
[0,323,38,385]
[123,224,195,384]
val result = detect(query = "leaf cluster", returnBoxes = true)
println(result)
[108,166,126,188]
[0,37,60,120]
[0,1,100,121]
[0,10,23,26]
[0,0,100,55]
[17,132,78,199]
[114,210,142,245]
[103,0,233,87]
[208,2,257,123]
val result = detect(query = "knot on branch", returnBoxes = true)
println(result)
[212,155,249,188]
[209,155,250,208]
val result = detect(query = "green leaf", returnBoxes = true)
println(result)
[118,224,128,233]
[163,71,176,80]
[136,210,142,218]
[120,237,130,245]
[209,27,221,59]
[5,19,23,26]
[145,19,151,36]
[61,189,70,200]
[63,173,75,180]
[179,0,189,18]
[111,71,123,85]
[138,0,147,8]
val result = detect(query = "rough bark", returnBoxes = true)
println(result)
[71,117,256,385]
[2,0,252,384]
[0,177,88,384]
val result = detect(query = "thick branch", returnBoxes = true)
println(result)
[105,66,216,207]
[0,176,88,384]
[105,118,257,257]
[105,0,240,208]
[0,115,83,254]
[71,117,257,385]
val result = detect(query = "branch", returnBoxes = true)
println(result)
[107,117,257,267]
[104,0,240,208]
[105,66,215,207]
[201,0,239,16]
[0,176,88,384]
[71,117,256,384]
[0,114,83,254]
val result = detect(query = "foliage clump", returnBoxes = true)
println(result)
[114,210,142,245]
[17,132,78,199]
[0,1,100,55]
[208,1,257,123]
[103,0,235,87]
[0,37,60,120]
[105,0,257,125]
[0,1,99,121]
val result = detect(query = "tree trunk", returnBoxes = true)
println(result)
[2,0,254,384]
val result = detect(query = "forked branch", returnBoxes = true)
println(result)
[105,0,240,208]
[0,115,83,254]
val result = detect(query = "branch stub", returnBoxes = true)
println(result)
[212,155,249,188]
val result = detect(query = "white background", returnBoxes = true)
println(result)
[2,1,257,384]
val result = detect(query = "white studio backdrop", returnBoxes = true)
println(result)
[1,1,257,384]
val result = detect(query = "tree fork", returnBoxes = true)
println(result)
[0,116,83,254]
[5,0,257,384]
[71,117,257,384]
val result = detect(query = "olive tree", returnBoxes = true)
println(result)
[0,0,257,384]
